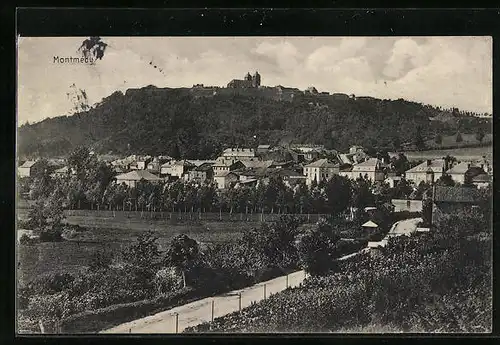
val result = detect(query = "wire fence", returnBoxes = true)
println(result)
[116,270,308,334]
[59,210,330,223]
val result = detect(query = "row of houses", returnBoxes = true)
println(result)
[18,144,492,191]
[404,158,492,187]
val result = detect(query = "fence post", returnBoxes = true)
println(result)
[38,320,45,334]
[175,313,179,333]
[264,284,267,300]
[286,274,289,289]
[239,293,242,313]
[211,299,215,322]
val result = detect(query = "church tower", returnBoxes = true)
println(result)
[252,71,261,87]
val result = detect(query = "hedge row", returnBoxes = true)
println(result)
[60,287,198,333]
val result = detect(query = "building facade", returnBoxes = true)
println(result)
[303,159,340,186]
[405,159,448,185]
[160,160,195,179]
[214,171,239,189]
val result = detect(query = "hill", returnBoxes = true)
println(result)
[17,86,492,159]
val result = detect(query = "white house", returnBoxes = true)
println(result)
[303,159,339,186]
[404,159,447,185]
[340,158,384,182]
[18,160,43,178]
[220,148,257,164]
[160,160,195,179]
[214,171,239,189]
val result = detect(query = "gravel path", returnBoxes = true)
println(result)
[101,217,422,334]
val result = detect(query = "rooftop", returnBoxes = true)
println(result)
[187,160,216,167]
[241,160,274,169]
[161,160,195,168]
[193,163,214,172]
[471,174,491,183]
[406,159,446,174]
[304,159,339,168]
[446,162,471,174]
[222,148,255,157]
[19,160,38,168]
[362,220,379,228]
[115,170,162,182]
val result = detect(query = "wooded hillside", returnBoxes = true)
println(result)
[18,86,492,159]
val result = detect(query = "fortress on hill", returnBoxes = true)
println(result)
[126,71,351,102]
[190,71,304,101]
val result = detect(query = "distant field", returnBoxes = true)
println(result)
[16,208,329,286]
[424,133,492,149]
[17,218,257,287]
[404,145,493,161]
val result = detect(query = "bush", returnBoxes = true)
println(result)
[19,233,37,245]
[185,212,492,333]
[24,272,76,296]
[60,287,197,333]
[39,225,63,242]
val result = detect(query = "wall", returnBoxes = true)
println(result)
[391,199,423,213]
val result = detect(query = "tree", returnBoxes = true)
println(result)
[324,175,351,216]
[435,174,456,187]
[295,222,338,276]
[476,131,485,143]
[390,153,409,176]
[88,249,113,272]
[434,133,443,145]
[351,178,374,209]
[456,132,463,143]
[393,178,413,199]
[122,230,161,274]
[165,234,200,288]
[414,127,426,150]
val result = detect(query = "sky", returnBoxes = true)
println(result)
[17,36,492,125]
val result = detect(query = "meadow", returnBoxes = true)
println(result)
[17,211,263,287]
[17,208,330,287]
[404,145,492,161]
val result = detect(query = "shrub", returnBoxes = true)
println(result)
[24,272,76,296]
[19,233,37,245]
[185,211,492,333]
[60,287,197,333]
[39,225,63,242]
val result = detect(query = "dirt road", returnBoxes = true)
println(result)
[387,218,422,237]
[101,218,423,334]
[101,270,307,334]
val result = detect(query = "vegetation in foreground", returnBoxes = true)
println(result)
[184,195,492,333]
[18,200,401,334]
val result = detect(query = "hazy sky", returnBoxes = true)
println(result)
[17,36,492,125]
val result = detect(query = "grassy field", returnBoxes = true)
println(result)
[404,145,492,161]
[16,213,261,287]
[424,133,492,149]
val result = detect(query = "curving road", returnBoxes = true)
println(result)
[101,270,307,334]
[387,217,423,237]
[100,217,423,334]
